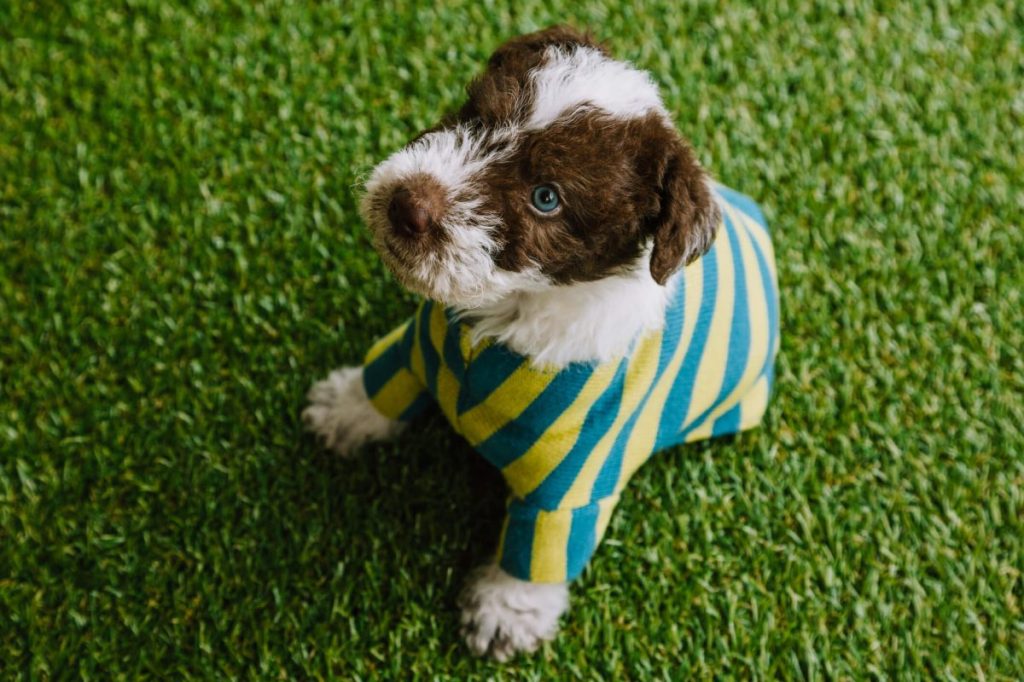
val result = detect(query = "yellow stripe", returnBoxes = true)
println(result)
[499,360,622,498]
[727,205,779,363]
[429,303,447,357]
[436,366,461,426]
[364,319,411,365]
[727,204,780,362]
[426,305,462,425]
[458,325,476,362]
[732,208,771,387]
[459,363,558,447]
[680,221,736,432]
[738,374,770,430]
[619,259,705,483]
[557,330,664,508]
[731,204,777,284]
[595,496,617,542]
[529,509,572,582]
[367,369,423,420]
[686,211,772,441]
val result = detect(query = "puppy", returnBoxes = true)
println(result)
[304,25,779,660]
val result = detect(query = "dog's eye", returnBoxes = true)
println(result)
[530,185,560,213]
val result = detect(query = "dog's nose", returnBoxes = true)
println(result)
[387,189,432,238]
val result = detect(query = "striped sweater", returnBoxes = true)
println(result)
[362,185,779,583]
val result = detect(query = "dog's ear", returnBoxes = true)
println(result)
[641,130,721,285]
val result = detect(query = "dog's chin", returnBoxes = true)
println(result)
[374,241,507,309]
[398,272,516,310]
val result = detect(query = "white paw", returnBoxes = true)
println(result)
[302,366,404,456]
[458,563,569,661]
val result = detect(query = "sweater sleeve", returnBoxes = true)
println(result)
[496,494,621,583]
[362,315,433,422]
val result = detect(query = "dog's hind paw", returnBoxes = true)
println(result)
[458,563,569,661]
[302,366,404,456]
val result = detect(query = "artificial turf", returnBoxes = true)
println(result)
[1,0,1022,678]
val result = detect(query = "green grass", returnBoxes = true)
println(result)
[1,0,1022,678]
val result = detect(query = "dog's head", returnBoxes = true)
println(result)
[361,26,720,308]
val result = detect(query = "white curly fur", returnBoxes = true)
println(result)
[301,367,404,456]
[457,247,672,368]
[527,45,667,130]
[458,563,569,661]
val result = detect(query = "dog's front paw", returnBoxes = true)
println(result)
[458,563,569,661]
[302,366,404,456]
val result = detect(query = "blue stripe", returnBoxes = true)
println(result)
[746,220,780,380]
[499,500,538,580]
[655,243,720,449]
[521,358,629,509]
[441,311,465,381]
[589,320,680,502]
[456,344,528,415]
[362,322,414,398]
[590,405,650,502]
[565,504,600,580]
[715,185,767,227]
[474,362,598,469]
[397,392,432,421]
[363,351,396,399]
[680,214,752,440]
[659,273,689,365]
[417,301,441,395]
[716,213,751,402]
[711,402,742,437]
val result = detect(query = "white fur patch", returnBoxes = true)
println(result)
[364,125,517,201]
[459,249,671,368]
[458,563,569,661]
[526,46,667,130]
[302,366,404,456]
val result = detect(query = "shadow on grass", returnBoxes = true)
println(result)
[292,410,509,636]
